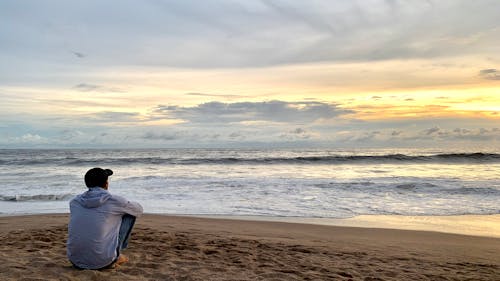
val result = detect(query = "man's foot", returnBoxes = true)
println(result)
[114,255,129,267]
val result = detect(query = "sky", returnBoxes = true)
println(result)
[1,0,500,149]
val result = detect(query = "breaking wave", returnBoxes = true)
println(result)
[1,153,499,166]
[0,194,74,202]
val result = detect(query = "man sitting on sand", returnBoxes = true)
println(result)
[67,168,143,269]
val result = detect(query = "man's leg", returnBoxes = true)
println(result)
[110,214,136,267]
[118,214,136,251]
[99,215,136,269]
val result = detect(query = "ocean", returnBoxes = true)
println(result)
[1,148,499,218]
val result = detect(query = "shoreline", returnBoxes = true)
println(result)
[194,213,500,238]
[2,212,499,238]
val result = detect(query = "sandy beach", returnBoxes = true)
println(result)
[0,214,499,280]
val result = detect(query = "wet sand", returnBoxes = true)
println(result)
[0,214,499,280]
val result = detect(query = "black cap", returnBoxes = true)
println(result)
[84,168,113,188]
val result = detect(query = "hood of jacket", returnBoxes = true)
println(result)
[74,187,112,208]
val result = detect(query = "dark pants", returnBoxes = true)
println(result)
[117,214,136,253]
[100,214,136,269]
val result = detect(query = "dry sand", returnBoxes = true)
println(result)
[0,214,499,280]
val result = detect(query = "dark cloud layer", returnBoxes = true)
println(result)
[1,0,499,70]
[417,127,500,141]
[153,101,352,123]
[335,126,500,145]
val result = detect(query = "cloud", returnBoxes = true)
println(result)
[291,128,306,134]
[2,115,499,148]
[0,133,49,146]
[142,132,180,141]
[424,126,441,135]
[279,127,314,140]
[152,100,352,124]
[2,0,499,70]
[447,127,500,141]
[20,133,45,143]
[141,130,223,142]
[72,51,86,58]
[479,69,500,80]
[74,83,101,92]
[228,132,245,140]
[331,126,500,146]
[413,127,500,142]
[73,83,124,93]
[58,129,84,141]
[340,131,384,143]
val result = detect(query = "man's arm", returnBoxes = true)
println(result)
[112,195,144,217]
[123,200,143,217]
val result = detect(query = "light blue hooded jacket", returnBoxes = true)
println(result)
[67,187,143,269]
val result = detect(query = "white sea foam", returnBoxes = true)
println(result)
[0,149,499,217]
